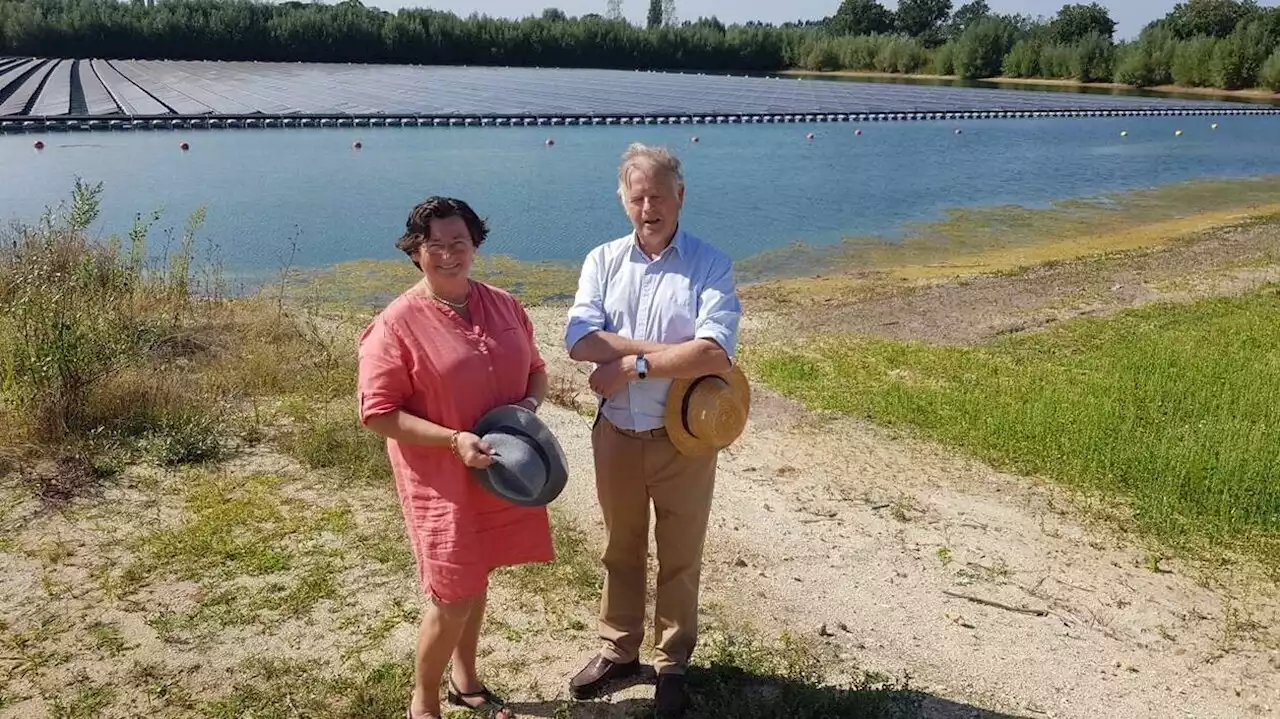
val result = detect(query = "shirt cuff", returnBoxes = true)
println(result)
[695,325,736,360]
[564,320,600,355]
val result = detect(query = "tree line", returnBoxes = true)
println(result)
[804,0,1280,91]
[1,0,1278,92]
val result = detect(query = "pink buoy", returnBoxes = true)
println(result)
[179,141,190,151]
[33,140,44,150]
[954,129,963,135]
[545,138,555,146]
[352,140,362,149]
[691,135,698,143]
[806,132,814,140]
[854,128,862,135]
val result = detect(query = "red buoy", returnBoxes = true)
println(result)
[33,140,44,150]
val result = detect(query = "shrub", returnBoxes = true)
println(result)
[1037,42,1077,78]
[953,16,1020,80]
[873,36,930,74]
[1171,36,1218,87]
[1072,31,1115,82]
[1261,47,1280,90]
[1002,39,1041,77]
[1115,48,1158,86]
[0,180,193,441]
[933,41,956,75]
[800,40,841,71]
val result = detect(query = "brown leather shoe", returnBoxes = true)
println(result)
[654,673,689,717]
[568,654,641,699]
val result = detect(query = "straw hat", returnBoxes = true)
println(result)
[664,365,751,456]
[469,404,569,507]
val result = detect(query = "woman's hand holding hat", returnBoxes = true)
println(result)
[452,431,495,469]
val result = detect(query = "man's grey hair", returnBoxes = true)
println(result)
[617,142,684,198]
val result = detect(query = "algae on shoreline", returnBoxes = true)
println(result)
[277,254,580,311]
[266,176,1280,313]
[737,175,1280,301]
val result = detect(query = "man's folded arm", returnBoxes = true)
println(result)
[644,254,741,380]
[564,247,670,364]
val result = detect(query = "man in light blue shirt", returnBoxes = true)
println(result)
[563,142,741,717]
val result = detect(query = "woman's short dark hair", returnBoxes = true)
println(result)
[396,196,489,268]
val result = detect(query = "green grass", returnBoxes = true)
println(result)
[747,288,1280,568]
[684,620,912,718]
[275,398,392,487]
[200,658,413,719]
[47,682,115,719]
[113,471,357,640]
[501,507,601,610]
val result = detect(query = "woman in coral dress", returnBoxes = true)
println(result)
[357,196,552,719]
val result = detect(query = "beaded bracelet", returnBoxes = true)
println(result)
[448,430,462,458]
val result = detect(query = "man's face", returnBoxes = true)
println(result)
[621,166,684,247]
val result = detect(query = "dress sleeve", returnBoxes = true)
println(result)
[518,302,547,375]
[356,315,413,425]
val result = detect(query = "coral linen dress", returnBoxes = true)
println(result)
[357,280,555,604]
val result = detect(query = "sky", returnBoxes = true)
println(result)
[359,1,1186,41]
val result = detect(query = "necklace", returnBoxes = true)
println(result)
[421,281,470,309]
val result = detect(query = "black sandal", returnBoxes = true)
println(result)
[447,679,513,717]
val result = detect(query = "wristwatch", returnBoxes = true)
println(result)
[635,353,649,380]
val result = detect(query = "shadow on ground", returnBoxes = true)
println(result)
[503,665,1033,718]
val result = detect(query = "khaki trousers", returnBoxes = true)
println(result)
[592,415,718,675]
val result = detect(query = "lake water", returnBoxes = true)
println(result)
[2,113,1279,281]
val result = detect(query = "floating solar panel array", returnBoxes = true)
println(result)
[1,56,1277,132]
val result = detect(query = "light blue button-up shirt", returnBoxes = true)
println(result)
[564,227,742,432]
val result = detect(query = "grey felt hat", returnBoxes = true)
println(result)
[468,404,569,507]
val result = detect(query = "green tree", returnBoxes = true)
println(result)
[1050,3,1116,43]
[647,0,662,29]
[896,0,953,45]
[953,14,1019,78]
[1163,0,1258,39]
[829,0,896,36]
[947,0,990,39]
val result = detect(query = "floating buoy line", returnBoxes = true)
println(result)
[3,107,1278,135]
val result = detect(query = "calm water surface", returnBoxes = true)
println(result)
[2,115,1279,279]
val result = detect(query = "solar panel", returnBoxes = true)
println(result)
[0,58,45,109]
[111,60,214,115]
[76,59,120,115]
[0,57,1275,122]
[30,59,72,116]
[92,60,171,116]
[0,59,57,116]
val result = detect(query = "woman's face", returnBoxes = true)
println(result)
[413,215,476,284]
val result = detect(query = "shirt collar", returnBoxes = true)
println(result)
[632,225,685,259]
